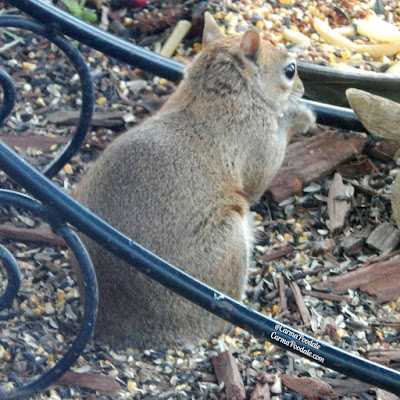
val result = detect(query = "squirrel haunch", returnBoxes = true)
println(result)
[73,13,315,350]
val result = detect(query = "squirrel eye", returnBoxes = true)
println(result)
[284,63,296,80]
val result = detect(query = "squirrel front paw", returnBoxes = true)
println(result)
[280,99,316,140]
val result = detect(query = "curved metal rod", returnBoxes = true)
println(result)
[0,16,94,179]
[6,0,183,82]
[0,69,17,125]
[4,0,367,133]
[0,190,98,400]
[0,140,399,394]
[0,245,21,311]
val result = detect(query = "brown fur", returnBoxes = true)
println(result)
[73,13,315,350]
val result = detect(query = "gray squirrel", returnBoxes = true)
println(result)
[74,13,315,349]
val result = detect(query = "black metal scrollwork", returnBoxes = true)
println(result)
[0,242,21,312]
[0,191,98,400]
[0,16,94,178]
[0,0,399,398]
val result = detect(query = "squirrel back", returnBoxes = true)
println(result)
[73,13,315,350]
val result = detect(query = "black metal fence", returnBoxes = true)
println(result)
[0,1,399,399]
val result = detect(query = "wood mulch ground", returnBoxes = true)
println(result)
[0,1,400,399]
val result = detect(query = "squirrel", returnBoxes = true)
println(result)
[73,13,315,350]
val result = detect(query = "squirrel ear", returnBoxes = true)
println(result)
[203,12,223,47]
[240,29,260,61]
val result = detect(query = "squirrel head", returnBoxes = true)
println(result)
[184,12,304,111]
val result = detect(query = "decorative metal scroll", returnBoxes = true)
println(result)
[0,1,399,399]
[0,16,94,179]
[0,191,98,400]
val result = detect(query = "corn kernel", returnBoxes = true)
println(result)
[280,0,295,5]
[283,233,293,242]
[272,304,280,314]
[34,305,46,315]
[234,327,244,336]
[255,213,263,222]
[22,62,31,70]
[63,163,73,175]
[262,11,271,19]
[376,329,384,340]
[298,234,309,243]
[2,350,12,361]
[253,351,261,356]
[159,78,168,85]
[294,222,303,234]
[255,21,264,29]
[30,295,41,306]
[127,380,136,389]
[123,17,133,26]
[193,43,202,53]
[351,53,363,61]
[96,96,107,105]
[341,49,352,59]
[36,97,45,106]
[391,301,398,309]
[214,12,223,19]
[336,328,345,339]
[227,26,237,35]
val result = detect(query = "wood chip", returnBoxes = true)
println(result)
[211,350,246,400]
[0,134,68,150]
[278,275,288,313]
[317,255,400,302]
[370,318,400,327]
[341,225,374,256]
[267,129,366,202]
[366,222,400,253]
[337,158,377,178]
[322,377,372,396]
[365,348,400,365]
[301,289,352,303]
[0,223,66,247]
[257,246,294,264]
[289,281,311,325]
[250,375,273,400]
[47,110,126,127]
[56,371,121,397]
[327,172,353,233]
[364,248,400,265]
[280,375,335,400]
